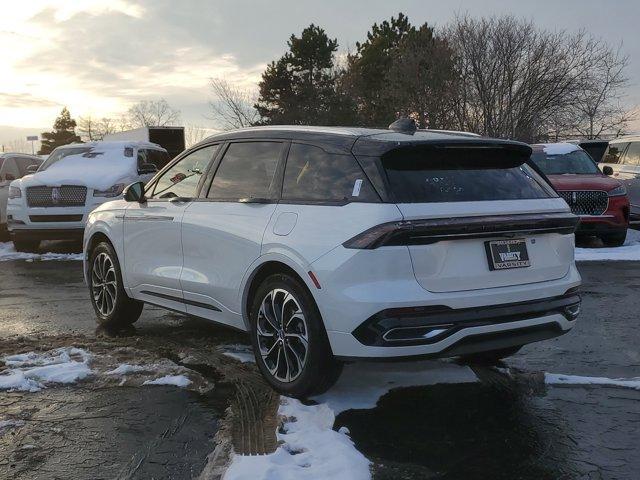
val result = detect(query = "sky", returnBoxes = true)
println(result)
[1,0,639,147]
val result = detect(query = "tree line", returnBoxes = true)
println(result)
[38,99,181,154]
[211,13,636,142]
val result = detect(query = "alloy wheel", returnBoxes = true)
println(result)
[91,252,117,317]
[256,288,309,383]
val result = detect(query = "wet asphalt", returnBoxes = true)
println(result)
[1,241,639,479]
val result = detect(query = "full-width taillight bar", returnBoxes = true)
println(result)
[343,212,580,249]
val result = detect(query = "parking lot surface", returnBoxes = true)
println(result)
[0,242,639,479]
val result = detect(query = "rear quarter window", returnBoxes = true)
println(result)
[380,146,554,203]
[283,143,379,203]
[603,143,629,164]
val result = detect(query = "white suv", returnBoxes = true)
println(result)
[83,125,582,397]
[7,141,169,251]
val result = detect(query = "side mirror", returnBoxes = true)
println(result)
[138,163,158,175]
[26,165,39,174]
[123,182,146,203]
[602,165,614,176]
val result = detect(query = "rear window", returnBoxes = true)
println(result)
[380,147,554,203]
[602,143,628,164]
[530,149,600,175]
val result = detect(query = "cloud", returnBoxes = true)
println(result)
[0,92,59,108]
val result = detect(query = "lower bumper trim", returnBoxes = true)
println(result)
[10,228,84,241]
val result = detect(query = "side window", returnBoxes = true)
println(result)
[14,156,41,176]
[150,145,217,199]
[137,149,170,171]
[282,143,379,203]
[623,142,640,166]
[207,142,282,200]
[603,143,629,164]
[0,158,20,181]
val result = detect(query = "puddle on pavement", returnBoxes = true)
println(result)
[336,379,640,479]
[0,384,232,479]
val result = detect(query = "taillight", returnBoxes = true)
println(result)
[343,213,579,250]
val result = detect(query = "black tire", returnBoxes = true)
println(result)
[601,231,626,247]
[13,237,40,253]
[88,241,143,328]
[459,345,522,365]
[249,273,342,398]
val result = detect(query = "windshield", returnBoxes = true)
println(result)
[378,146,555,203]
[39,146,93,171]
[530,149,600,175]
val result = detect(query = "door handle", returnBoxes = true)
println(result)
[169,196,191,204]
[238,197,271,204]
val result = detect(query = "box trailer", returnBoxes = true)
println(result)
[103,126,185,160]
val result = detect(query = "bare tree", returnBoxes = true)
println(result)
[209,78,259,129]
[126,99,181,128]
[184,125,218,147]
[78,115,120,141]
[570,44,636,138]
[444,15,631,142]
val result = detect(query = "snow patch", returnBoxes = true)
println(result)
[224,398,370,480]
[541,142,580,155]
[143,375,192,387]
[0,242,83,262]
[0,348,92,392]
[546,373,640,390]
[575,229,640,261]
[314,359,477,414]
[224,360,477,480]
[220,344,255,364]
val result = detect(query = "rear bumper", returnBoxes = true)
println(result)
[330,308,577,360]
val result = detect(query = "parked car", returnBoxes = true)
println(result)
[530,143,629,246]
[566,139,610,163]
[7,141,169,251]
[83,124,581,397]
[600,136,640,225]
[0,153,43,239]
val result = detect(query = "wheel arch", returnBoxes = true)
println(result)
[241,257,319,331]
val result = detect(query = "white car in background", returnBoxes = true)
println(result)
[7,141,170,251]
[0,153,43,239]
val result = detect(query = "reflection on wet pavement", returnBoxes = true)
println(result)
[336,374,640,480]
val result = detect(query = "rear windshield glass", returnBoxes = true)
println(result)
[380,147,554,203]
[530,149,600,175]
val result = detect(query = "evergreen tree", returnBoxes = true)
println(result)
[39,107,82,154]
[255,25,354,125]
[344,13,414,127]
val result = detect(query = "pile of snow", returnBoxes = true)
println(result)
[575,229,640,261]
[224,360,476,480]
[226,398,370,480]
[219,344,255,364]
[0,419,25,430]
[0,242,83,262]
[143,375,192,387]
[546,373,640,390]
[0,347,92,392]
[541,143,579,155]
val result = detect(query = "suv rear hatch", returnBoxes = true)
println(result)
[353,143,577,293]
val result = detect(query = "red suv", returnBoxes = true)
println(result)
[531,143,629,246]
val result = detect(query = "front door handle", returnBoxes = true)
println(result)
[169,196,191,204]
